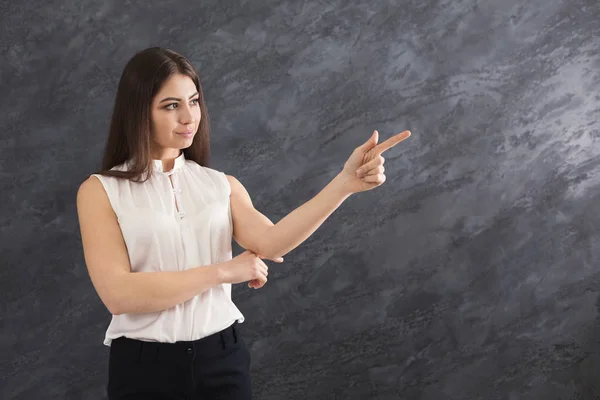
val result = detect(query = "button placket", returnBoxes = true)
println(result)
[167,171,186,219]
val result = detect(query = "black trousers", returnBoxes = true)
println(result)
[107,321,252,399]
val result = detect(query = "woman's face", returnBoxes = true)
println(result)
[150,73,201,159]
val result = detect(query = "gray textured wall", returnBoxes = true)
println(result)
[2,0,600,399]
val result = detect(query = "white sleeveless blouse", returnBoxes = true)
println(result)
[91,152,244,346]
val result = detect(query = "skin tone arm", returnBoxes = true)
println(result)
[229,130,411,263]
[228,173,350,262]
[77,176,231,315]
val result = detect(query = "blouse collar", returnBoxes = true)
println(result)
[153,151,186,173]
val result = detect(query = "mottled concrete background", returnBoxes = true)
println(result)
[2,0,600,399]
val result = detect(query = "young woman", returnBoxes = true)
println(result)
[76,46,410,399]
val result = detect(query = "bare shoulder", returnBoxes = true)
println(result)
[224,174,245,196]
[76,176,115,220]
[77,176,109,206]
[78,175,103,192]
[225,174,239,186]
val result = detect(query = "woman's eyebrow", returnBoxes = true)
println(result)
[159,92,199,103]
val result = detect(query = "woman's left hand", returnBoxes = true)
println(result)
[338,130,411,195]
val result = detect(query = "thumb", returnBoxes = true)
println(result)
[359,130,379,151]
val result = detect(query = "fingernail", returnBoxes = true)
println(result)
[357,169,364,177]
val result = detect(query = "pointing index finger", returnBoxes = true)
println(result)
[375,130,411,154]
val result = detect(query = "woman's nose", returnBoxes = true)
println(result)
[179,107,195,125]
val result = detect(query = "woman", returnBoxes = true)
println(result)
[76,46,410,399]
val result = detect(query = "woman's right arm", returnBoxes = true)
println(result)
[76,176,228,315]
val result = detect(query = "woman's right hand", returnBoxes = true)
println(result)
[223,250,283,289]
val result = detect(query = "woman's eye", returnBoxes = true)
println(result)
[165,99,199,110]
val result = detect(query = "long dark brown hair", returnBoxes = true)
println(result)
[96,47,211,182]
